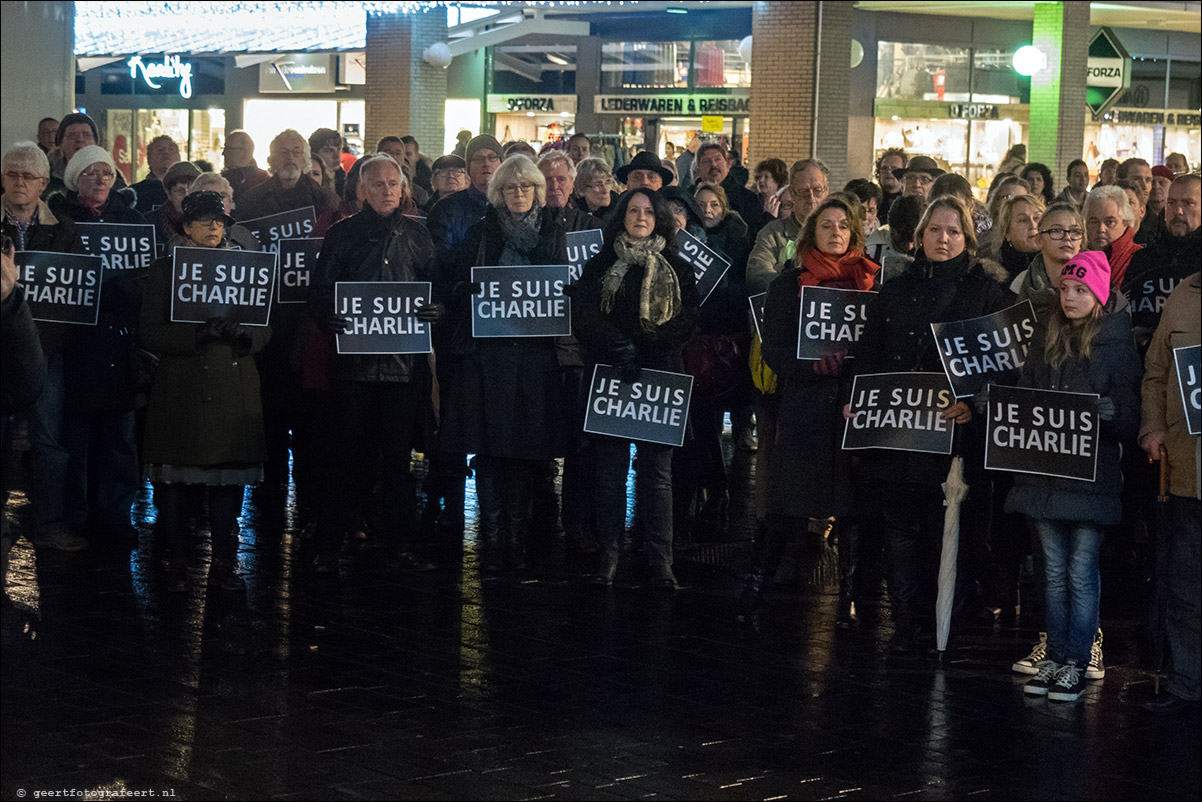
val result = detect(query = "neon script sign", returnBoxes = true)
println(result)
[127,55,194,98]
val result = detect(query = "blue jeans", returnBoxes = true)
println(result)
[594,438,674,569]
[27,354,69,535]
[1034,518,1102,667]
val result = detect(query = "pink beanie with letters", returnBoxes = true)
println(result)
[1060,250,1111,305]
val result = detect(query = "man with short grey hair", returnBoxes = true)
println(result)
[309,154,443,574]
[221,130,268,209]
[238,129,340,232]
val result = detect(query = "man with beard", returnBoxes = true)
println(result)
[693,142,768,239]
[875,148,906,224]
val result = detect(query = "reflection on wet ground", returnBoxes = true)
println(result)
[2,433,1199,801]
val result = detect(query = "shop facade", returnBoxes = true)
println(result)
[76,51,366,183]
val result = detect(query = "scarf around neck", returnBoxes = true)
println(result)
[601,232,681,332]
[797,246,880,295]
[1104,226,1141,287]
[496,206,542,266]
[999,238,1037,281]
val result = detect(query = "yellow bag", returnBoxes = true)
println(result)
[749,332,777,394]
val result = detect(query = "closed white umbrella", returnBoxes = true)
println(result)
[936,455,969,653]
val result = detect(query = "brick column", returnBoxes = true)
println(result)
[365,11,448,154]
[1029,2,1091,186]
[365,13,411,149]
[408,10,448,158]
[749,1,851,185]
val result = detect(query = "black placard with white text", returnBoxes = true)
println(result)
[583,364,693,447]
[676,229,731,306]
[277,238,321,304]
[566,229,603,283]
[170,246,276,326]
[15,250,104,325]
[796,286,875,360]
[985,384,1100,481]
[1174,344,1201,435]
[842,372,956,454]
[241,206,317,254]
[1126,275,1186,320]
[470,265,571,337]
[334,281,432,354]
[749,292,766,340]
[933,301,1037,397]
[76,223,157,271]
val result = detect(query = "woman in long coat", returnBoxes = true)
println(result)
[140,191,270,592]
[438,155,569,571]
[572,188,699,588]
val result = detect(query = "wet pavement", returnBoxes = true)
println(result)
[2,440,1200,801]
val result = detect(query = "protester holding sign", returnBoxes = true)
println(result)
[1138,272,1201,712]
[573,188,699,588]
[748,195,880,625]
[1,143,90,553]
[1002,251,1141,702]
[439,155,569,572]
[848,195,1013,652]
[140,191,273,593]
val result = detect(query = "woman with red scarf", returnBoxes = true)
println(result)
[738,195,880,624]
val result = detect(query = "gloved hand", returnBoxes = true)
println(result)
[317,313,350,334]
[609,341,640,384]
[1097,396,1116,422]
[467,281,484,295]
[213,317,244,341]
[416,301,444,323]
[199,317,224,343]
[972,386,990,415]
[813,351,845,377]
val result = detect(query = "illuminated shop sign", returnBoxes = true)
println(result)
[486,95,578,114]
[595,93,750,115]
[127,54,194,98]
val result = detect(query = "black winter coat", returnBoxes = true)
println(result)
[63,267,149,412]
[1120,227,1201,353]
[698,212,751,335]
[437,205,568,460]
[1005,296,1142,526]
[573,236,700,374]
[761,265,864,518]
[850,251,1014,486]
[427,185,488,266]
[48,188,145,226]
[721,173,768,240]
[0,287,46,414]
[2,200,84,358]
[310,206,436,384]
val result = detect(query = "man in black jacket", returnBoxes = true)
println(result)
[308,155,443,573]
[693,143,768,240]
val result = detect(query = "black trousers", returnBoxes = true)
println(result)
[317,380,423,559]
[879,482,947,625]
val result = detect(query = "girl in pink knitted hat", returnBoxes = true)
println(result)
[1004,250,1143,702]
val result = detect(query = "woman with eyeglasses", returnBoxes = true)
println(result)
[1013,203,1086,317]
[140,191,271,593]
[438,155,570,573]
[573,157,619,223]
[48,146,144,226]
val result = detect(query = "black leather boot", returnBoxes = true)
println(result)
[476,461,503,572]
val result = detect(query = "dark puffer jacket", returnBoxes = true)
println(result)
[1120,227,1201,353]
[1005,294,1142,526]
[48,187,145,225]
[310,206,436,384]
[850,250,1014,486]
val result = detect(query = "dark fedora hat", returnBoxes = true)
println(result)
[615,150,674,186]
[893,155,945,180]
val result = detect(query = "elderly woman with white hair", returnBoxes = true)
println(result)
[573,156,619,222]
[436,154,570,572]
[48,145,144,227]
[1084,184,1142,288]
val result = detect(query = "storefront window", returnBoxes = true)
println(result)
[190,109,226,172]
[135,109,189,181]
[106,109,135,184]
[877,42,971,102]
[971,48,1028,104]
[602,41,690,90]
[241,99,365,169]
[692,40,751,88]
[493,45,577,94]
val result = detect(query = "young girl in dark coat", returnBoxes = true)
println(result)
[1006,250,1142,702]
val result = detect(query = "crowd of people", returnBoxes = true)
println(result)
[2,113,1199,711]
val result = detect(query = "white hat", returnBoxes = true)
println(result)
[64,145,117,191]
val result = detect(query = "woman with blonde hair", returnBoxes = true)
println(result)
[988,193,1046,280]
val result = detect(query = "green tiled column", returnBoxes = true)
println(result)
[1029,2,1091,184]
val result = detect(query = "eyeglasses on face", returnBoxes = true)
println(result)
[471,153,501,165]
[79,168,116,182]
[502,182,535,195]
[1039,227,1084,241]
[3,171,45,184]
